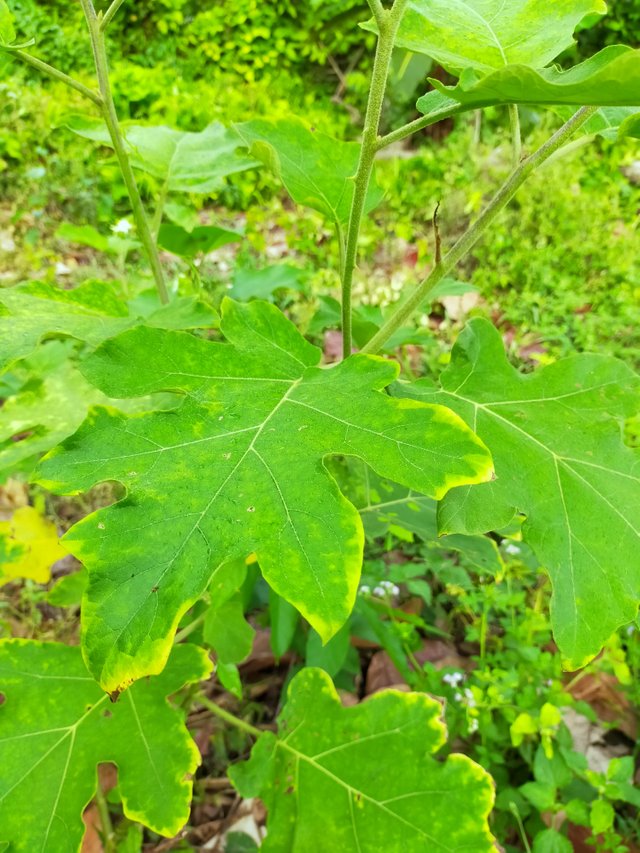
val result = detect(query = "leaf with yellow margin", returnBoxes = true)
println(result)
[37,298,492,693]
[0,640,212,852]
[230,667,496,851]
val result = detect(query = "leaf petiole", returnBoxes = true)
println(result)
[362,105,599,354]
[197,694,262,739]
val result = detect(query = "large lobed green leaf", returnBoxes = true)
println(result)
[37,299,492,692]
[419,46,640,114]
[0,280,218,372]
[66,117,259,193]
[0,640,211,852]
[230,667,496,852]
[365,0,604,75]
[235,118,384,227]
[396,319,640,669]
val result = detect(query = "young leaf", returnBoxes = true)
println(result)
[37,299,492,692]
[420,46,640,113]
[230,667,496,851]
[0,0,15,45]
[66,118,259,193]
[0,280,218,372]
[395,318,640,670]
[0,506,66,585]
[0,640,212,852]
[367,0,606,75]
[235,118,384,227]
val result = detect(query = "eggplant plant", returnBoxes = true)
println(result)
[0,0,639,850]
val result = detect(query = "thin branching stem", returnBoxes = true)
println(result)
[3,48,102,105]
[80,0,170,304]
[361,106,599,354]
[376,104,465,150]
[101,0,127,30]
[340,0,408,358]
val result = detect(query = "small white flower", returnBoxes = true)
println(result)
[464,688,476,708]
[55,261,72,276]
[373,585,386,597]
[380,580,394,590]
[627,625,636,636]
[359,585,371,595]
[454,691,463,702]
[504,543,521,556]
[468,718,479,734]
[391,584,400,596]
[111,218,133,235]
[442,671,464,687]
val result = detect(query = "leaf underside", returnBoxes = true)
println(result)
[419,46,640,114]
[0,641,211,853]
[395,318,640,668]
[37,299,492,692]
[366,0,605,74]
[230,667,496,852]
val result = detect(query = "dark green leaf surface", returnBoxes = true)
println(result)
[366,0,604,74]
[66,118,259,193]
[230,667,495,852]
[0,281,218,372]
[419,47,640,113]
[235,118,383,226]
[37,299,491,692]
[0,641,211,852]
[396,319,640,669]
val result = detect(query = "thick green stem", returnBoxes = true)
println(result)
[362,106,598,354]
[80,0,169,304]
[4,48,102,105]
[508,104,522,167]
[341,0,408,358]
[101,0,127,30]
[198,695,262,739]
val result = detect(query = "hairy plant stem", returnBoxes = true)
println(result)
[508,104,522,167]
[4,48,102,105]
[341,0,408,358]
[361,106,598,354]
[80,0,169,304]
[376,104,464,150]
[101,0,127,30]
[198,694,262,738]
